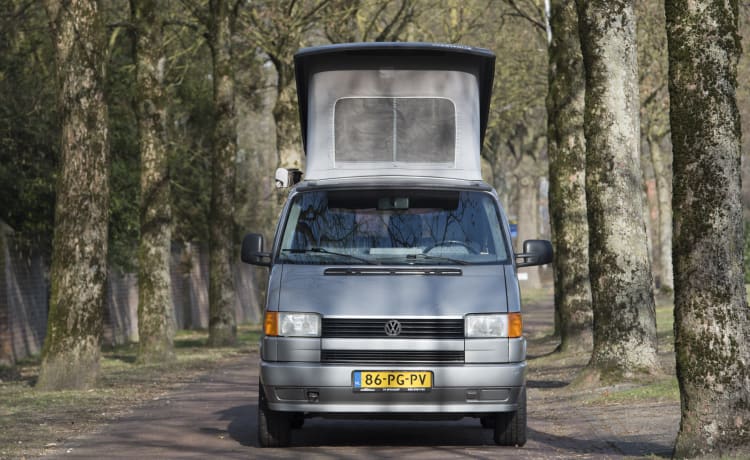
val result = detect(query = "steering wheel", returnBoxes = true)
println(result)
[423,240,479,254]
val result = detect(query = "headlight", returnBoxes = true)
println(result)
[264,311,321,337]
[465,313,522,338]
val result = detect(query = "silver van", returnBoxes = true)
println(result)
[242,43,552,448]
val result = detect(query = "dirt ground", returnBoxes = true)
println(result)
[519,295,679,458]
[37,292,680,459]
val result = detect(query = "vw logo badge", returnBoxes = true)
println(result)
[384,319,402,337]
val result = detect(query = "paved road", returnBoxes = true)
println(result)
[49,299,677,459]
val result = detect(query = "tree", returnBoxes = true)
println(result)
[665,0,750,456]
[242,0,331,171]
[546,0,592,352]
[443,2,550,267]
[207,0,239,346]
[0,1,59,255]
[575,0,659,379]
[323,0,419,43]
[131,0,175,363]
[0,223,11,366]
[637,0,673,294]
[37,0,110,390]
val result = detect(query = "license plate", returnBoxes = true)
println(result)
[352,371,433,392]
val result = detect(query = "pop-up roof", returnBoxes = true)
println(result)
[294,42,495,181]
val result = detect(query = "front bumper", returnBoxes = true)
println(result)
[260,361,526,413]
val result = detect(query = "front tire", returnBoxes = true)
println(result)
[257,383,291,447]
[493,386,527,446]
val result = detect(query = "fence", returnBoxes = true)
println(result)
[0,224,263,365]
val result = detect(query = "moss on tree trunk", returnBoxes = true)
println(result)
[576,0,659,379]
[207,0,237,347]
[37,0,109,390]
[132,0,175,364]
[547,0,593,353]
[665,0,750,456]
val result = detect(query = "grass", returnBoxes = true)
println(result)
[0,324,261,459]
[521,286,555,305]
[590,377,680,405]
[554,288,750,408]
[584,297,679,405]
[655,294,675,353]
[525,291,681,407]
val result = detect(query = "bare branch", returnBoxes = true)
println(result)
[503,0,546,34]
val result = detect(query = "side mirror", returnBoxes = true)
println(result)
[274,167,303,188]
[515,239,553,268]
[241,233,271,267]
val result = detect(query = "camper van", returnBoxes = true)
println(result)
[242,43,553,448]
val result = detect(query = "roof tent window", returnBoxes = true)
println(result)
[334,97,456,164]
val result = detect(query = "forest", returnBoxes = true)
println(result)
[1,0,749,457]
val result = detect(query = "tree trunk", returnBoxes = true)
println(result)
[207,0,237,347]
[516,176,542,289]
[576,0,659,379]
[270,60,301,216]
[546,0,592,353]
[647,133,673,292]
[0,225,12,366]
[665,0,750,456]
[37,0,109,390]
[132,0,175,363]
[272,67,303,170]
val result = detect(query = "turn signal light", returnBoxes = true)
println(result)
[264,311,278,336]
[508,312,523,338]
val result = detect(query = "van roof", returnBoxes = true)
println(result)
[294,42,496,153]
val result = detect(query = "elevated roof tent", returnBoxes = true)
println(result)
[294,42,495,181]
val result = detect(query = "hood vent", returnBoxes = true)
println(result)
[324,268,462,276]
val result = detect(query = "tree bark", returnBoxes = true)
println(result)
[207,0,237,347]
[516,176,542,289]
[132,0,175,363]
[0,225,12,366]
[576,0,659,379]
[647,132,673,292]
[546,0,592,352]
[272,65,303,170]
[665,0,750,456]
[37,0,109,390]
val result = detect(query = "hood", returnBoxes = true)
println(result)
[276,264,509,317]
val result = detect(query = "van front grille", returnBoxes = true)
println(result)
[321,350,465,364]
[322,318,464,339]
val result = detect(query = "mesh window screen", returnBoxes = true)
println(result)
[334,98,455,163]
[334,98,393,161]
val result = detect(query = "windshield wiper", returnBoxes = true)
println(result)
[282,248,379,265]
[408,253,470,265]
[380,253,470,266]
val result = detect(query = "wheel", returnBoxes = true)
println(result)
[493,386,527,446]
[257,383,291,447]
[423,240,479,254]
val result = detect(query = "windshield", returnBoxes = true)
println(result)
[277,189,510,265]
